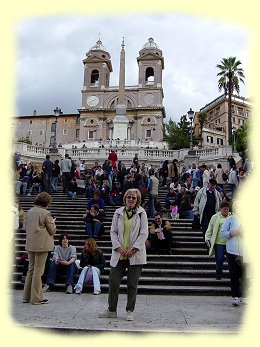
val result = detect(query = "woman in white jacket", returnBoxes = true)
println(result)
[99,188,148,321]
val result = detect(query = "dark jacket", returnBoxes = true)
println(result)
[79,251,106,273]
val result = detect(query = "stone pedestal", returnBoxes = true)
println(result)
[113,105,129,140]
[49,148,62,163]
[183,153,200,167]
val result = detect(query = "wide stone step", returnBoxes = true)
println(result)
[11,281,231,295]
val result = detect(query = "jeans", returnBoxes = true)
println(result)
[29,184,42,194]
[214,244,226,277]
[68,191,76,198]
[16,181,27,195]
[51,176,58,192]
[108,260,143,312]
[229,184,237,199]
[74,266,101,292]
[43,173,52,194]
[108,173,113,191]
[192,178,201,188]
[86,222,101,237]
[85,186,94,198]
[46,261,77,286]
[148,193,158,218]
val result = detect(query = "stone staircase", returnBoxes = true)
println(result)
[12,186,232,296]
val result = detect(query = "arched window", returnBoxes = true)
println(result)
[91,69,99,86]
[145,67,154,85]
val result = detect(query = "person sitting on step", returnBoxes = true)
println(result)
[148,212,173,254]
[43,233,77,294]
[74,238,106,295]
[83,204,105,239]
[67,177,78,199]
[86,189,106,214]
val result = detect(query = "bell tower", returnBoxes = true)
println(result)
[82,39,113,108]
[137,37,164,89]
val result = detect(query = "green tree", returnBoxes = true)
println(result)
[233,123,249,153]
[165,115,190,149]
[216,57,245,144]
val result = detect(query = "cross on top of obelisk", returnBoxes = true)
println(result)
[121,36,125,49]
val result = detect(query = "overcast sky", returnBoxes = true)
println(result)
[16,13,249,122]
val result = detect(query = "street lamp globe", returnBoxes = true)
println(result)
[187,108,194,121]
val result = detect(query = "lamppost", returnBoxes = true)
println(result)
[50,107,61,153]
[232,126,236,151]
[187,108,194,151]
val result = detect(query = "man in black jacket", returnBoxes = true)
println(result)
[148,212,173,254]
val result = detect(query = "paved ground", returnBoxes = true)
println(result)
[9,289,246,334]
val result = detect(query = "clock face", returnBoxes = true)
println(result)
[87,95,99,107]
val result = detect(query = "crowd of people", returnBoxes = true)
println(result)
[15,151,251,316]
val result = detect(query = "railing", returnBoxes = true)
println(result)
[13,142,235,168]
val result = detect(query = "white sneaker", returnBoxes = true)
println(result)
[93,290,101,295]
[126,311,134,321]
[232,297,240,306]
[66,285,73,294]
[75,288,81,294]
[239,297,248,305]
[42,284,50,292]
[98,309,117,318]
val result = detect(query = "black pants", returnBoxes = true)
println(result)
[201,212,214,238]
[62,172,71,193]
[226,252,246,298]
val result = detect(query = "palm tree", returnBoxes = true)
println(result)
[216,57,245,144]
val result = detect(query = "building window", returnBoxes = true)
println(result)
[88,130,94,139]
[28,130,32,136]
[76,116,80,125]
[207,136,213,144]
[51,123,56,132]
[29,120,32,124]
[232,117,236,123]
[76,129,80,138]
[39,130,44,136]
[146,129,152,138]
[217,138,223,145]
[237,107,243,116]
[64,118,68,124]
[215,107,220,115]
[63,129,68,135]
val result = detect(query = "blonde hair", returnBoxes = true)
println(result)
[123,188,141,208]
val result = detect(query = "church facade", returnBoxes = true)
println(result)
[14,37,166,147]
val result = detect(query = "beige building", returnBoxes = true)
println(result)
[14,37,166,146]
[193,94,251,148]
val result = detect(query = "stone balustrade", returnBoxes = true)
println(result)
[13,141,237,171]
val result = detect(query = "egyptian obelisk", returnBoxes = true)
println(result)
[112,37,129,140]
